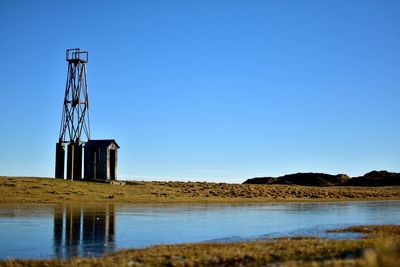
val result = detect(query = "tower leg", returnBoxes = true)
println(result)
[55,142,65,179]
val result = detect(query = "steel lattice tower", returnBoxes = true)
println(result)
[59,48,91,142]
[55,48,91,180]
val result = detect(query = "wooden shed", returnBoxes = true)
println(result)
[84,139,119,180]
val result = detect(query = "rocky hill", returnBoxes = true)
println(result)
[243,170,400,186]
[348,171,400,186]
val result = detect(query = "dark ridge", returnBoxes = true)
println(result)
[242,177,275,185]
[348,170,400,186]
[243,170,400,186]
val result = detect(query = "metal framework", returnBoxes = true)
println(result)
[59,48,91,143]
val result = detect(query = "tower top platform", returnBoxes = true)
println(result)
[66,48,88,63]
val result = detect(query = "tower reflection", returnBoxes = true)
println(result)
[53,204,115,258]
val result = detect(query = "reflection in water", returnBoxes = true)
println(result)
[53,205,115,258]
[0,201,399,260]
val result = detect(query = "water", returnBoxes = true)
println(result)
[0,200,399,259]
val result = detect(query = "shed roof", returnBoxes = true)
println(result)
[84,139,120,149]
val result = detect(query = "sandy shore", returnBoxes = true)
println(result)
[1,176,399,204]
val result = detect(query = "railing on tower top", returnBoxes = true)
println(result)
[66,48,89,63]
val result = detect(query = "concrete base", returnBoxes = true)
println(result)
[66,142,83,180]
[73,143,82,180]
[66,143,74,180]
[55,142,65,179]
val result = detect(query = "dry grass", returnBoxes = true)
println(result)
[1,225,399,267]
[331,225,400,235]
[1,176,399,204]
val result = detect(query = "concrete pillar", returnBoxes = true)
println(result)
[67,141,83,180]
[73,142,83,180]
[115,149,118,180]
[55,142,65,179]
[66,142,75,180]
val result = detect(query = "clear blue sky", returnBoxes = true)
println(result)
[0,0,399,183]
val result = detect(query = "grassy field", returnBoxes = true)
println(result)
[1,225,399,266]
[1,176,400,204]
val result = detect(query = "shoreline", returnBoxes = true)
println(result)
[2,198,400,206]
[1,225,399,266]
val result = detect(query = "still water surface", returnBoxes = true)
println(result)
[0,200,399,259]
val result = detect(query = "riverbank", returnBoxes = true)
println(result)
[1,225,399,266]
[1,176,399,204]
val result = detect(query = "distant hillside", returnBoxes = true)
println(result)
[348,171,400,186]
[243,170,400,186]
